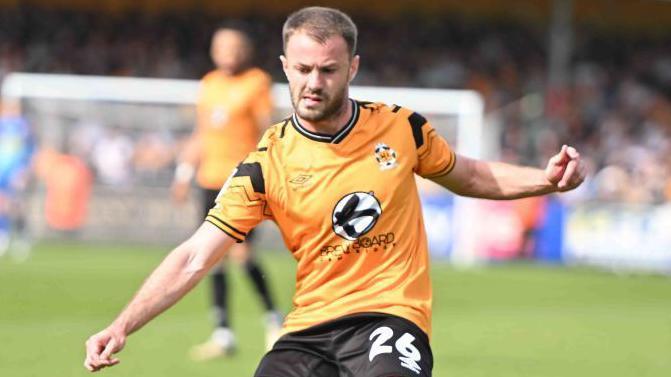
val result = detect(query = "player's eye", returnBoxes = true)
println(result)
[296,66,311,74]
[320,67,336,74]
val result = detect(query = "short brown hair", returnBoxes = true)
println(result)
[282,6,358,57]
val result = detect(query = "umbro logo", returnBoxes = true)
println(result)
[289,174,313,186]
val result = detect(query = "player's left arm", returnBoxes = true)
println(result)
[252,73,274,131]
[432,145,586,199]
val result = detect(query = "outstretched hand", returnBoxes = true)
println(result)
[545,145,586,192]
[84,327,126,372]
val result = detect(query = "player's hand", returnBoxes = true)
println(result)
[84,327,126,372]
[545,145,586,192]
[171,181,190,204]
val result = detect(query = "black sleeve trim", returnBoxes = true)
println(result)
[408,112,427,149]
[423,151,458,179]
[207,214,248,237]
[205,219,244,243]
[234,162,265,194]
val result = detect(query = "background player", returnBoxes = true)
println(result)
[171,24,282,359]
[85,6,585,376]
[0,96,35,260]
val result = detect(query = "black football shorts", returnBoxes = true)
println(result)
[254,312,433,377]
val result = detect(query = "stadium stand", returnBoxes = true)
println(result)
[1,6,670,205]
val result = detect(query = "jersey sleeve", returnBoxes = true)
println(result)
[407,111,457,178]
[205,149,271,242]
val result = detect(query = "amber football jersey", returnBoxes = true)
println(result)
[195,67,272,189]
[207,100,456,337]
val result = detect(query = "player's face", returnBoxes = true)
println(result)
[281,32,359,122]
[210,30,251,75]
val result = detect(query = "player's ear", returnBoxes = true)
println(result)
[348,55,360,83]
[279,55,289,79]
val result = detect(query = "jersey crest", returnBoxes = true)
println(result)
[374,143,398,171]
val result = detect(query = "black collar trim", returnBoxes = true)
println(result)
[291,99,359,144]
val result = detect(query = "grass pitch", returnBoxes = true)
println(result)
[0,241,669,377]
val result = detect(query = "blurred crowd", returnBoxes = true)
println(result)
[1,6,671,204]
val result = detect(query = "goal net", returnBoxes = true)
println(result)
[2,73,485,263]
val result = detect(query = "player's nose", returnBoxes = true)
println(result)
[306,70,325,89]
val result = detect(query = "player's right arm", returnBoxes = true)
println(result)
[87,133,271,372]
[84,222,235,372]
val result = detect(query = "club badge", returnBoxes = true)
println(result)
[374,143,398,171]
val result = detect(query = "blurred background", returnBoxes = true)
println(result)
[0,1,670,376]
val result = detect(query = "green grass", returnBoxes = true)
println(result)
[1,241,669,377]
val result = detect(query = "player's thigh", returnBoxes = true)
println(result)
[340,315,433,377]
[254,349,339,377]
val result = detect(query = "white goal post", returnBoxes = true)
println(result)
[2,72,485,264]
[2,73,485,154]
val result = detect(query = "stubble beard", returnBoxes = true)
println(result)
[292,85,348,123]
